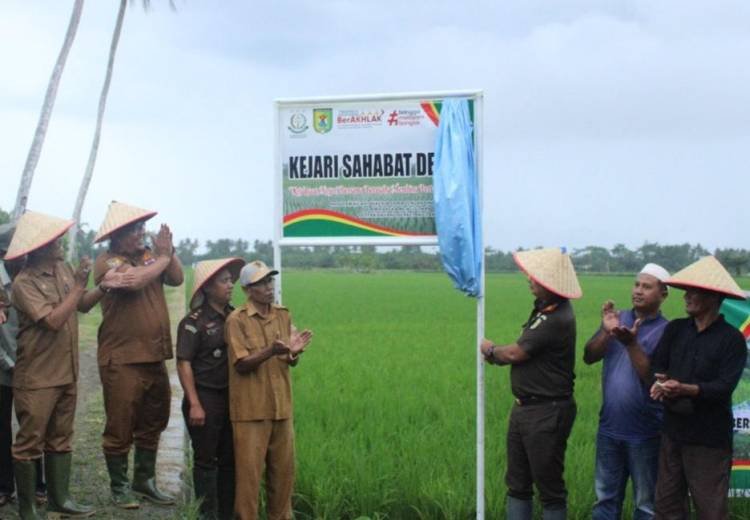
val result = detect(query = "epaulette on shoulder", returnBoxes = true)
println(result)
[189,308,202,320]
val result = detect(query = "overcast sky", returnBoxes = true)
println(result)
[1,1,748,251]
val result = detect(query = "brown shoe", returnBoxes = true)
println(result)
[35,490,47,506]
[0,494,14,506]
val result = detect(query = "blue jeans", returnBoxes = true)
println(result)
[592,432,659,520]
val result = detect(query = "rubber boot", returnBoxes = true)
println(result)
[193,467,218,519]
[506,496,533,520]
[132,448,175,505]
[542,505,567,520]
[104,453,139,509]
[216,469,235,520]
[13,460,43,520]
[44,452,95,518]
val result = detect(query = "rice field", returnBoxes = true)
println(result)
[184,269,750,519]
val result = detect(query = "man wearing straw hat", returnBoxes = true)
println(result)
[92,200,184,508]
[225,260,312,520]
[584,263,671,520]
[480,247,581,520]
[176,257,245,520]
[0,223,49,510]
[6,210,127,519]
[648,256,747,519]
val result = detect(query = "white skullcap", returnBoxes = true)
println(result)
[639,263,670,283]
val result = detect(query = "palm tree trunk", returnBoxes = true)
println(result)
[68,0,126,260]
[12,0,84,221]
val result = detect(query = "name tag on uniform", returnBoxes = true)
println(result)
[529,315,547,330]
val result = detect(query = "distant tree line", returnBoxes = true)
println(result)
[1,213,746,276]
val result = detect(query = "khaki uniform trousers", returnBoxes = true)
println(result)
[233,419,294,520]
[99,362,171,455]
[12,383,76,460]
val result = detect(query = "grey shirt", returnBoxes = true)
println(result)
[0,261,17,387]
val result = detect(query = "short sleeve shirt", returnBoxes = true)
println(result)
[511,299,576,398]
[225,303,293,421]
[11,261,79,390]
[94,249,173,366]
[176,302,233,390]
[596,309,667,441]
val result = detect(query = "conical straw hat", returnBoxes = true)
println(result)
[4,211,73,261]
[190,257,245,309]
[513,248,582,299]
[94,201,157,243]
[666,256,746,300]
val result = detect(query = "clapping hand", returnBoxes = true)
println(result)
[612,318,641,347]
[74,256,93,286]
[100,267,136,291]
[152,224,174,257]
[289,329,313,356]
[601,300,619,334]
[650,373,682,401]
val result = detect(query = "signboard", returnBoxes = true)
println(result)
[725,296,750,496]
[276,94,475,245]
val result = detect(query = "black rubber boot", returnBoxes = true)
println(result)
[13,460,43,520]
[44,452,95,518]
[104,453,139,509]
[132,448,175,505]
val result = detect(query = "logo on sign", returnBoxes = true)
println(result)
[336,109,385,129]
[313,108,333,134]
[288,112,308,135]
[387,109,424,127]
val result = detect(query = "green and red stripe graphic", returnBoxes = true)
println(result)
[283,209,433,238]
[420,101,442,126]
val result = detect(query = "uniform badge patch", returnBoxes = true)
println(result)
[184,324,198,334]
[106,257,124,269]
[529,314,547,330]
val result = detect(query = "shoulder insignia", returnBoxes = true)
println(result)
[184,324,198,334]
[529,314,547,330]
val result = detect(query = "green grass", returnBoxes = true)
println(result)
[180,269,750,519]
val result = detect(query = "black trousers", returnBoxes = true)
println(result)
[0,384,13,496]
[182,387,234,472]
[654,433,732,520]
[0,384,45,497]
[505,398,577,508]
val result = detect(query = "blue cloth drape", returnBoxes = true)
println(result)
[433,98,482,297]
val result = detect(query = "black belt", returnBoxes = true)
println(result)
[514,395,571,407]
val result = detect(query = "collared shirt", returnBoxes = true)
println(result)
[94,249,173,366]
[512,298,576,399]
[10,261,78,390]
[176,301,234,390]
[225,302,293,421]
[652,315,747,449]
[595,309,667,441]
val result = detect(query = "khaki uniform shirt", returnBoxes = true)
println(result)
[94,249,173,366]
[225,303,293,421]
[11,261,78,390]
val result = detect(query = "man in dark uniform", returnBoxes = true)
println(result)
[93,201,183,509]
[649,256,747,520]
[481,247,582,520]
[177,258,244,520]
